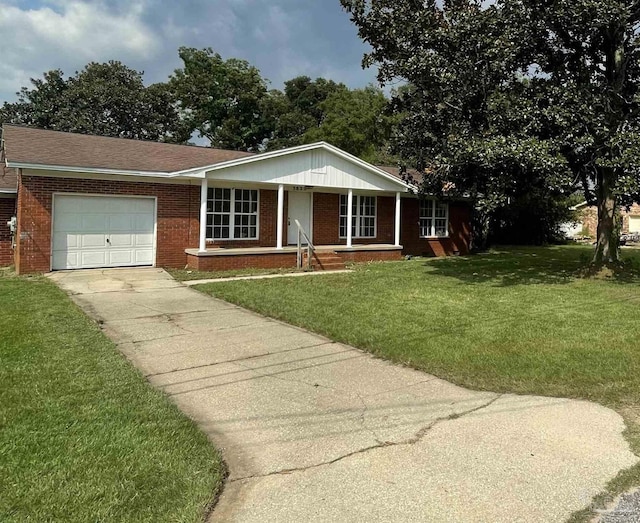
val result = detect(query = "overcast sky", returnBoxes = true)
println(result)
[0,0,379,103]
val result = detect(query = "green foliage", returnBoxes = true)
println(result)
[169,47,270,151]
[265,76,347,150]
[0,62,189,142]
[342,0,640,264]
[302,85,395,163]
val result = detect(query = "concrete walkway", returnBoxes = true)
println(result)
[49,268,638,523]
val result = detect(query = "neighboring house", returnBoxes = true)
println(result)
[572,201,640,237]
[0,125,471,274]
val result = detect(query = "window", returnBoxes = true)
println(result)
[339,194,376,238]
[419,200,449,238]
[206,188,258,240]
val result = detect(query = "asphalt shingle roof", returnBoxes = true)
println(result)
[1,125,254,174]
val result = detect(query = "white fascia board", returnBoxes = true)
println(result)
[0,188,17,194]
[6,161,173,178]
[171,142,413,191]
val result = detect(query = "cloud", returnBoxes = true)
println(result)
[0,0,159,98]
[0,0,378,103]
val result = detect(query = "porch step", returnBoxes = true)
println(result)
[303,251,346,271]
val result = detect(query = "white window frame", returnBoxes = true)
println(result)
[206,188,260,241]
[419,199,449,238]
[339,194,377,239]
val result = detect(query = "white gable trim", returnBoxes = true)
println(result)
[170,142,412,191]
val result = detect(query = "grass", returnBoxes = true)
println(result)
[0,270,224,522]
[193,244,640,521]
[167,266,299,282]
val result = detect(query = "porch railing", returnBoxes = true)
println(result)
[294,219,315,270]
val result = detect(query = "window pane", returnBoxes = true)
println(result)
[435,202,447,218]
[420,218,433,237]
[435,219,447,237]
[420,200,434,219]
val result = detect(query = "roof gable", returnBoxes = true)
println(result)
[180,143,411,192]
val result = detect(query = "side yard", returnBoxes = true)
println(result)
[194,245,640,521]
[0,271,224,522]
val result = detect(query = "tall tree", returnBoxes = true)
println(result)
[265,76,347,150]
[342,0,640,267]
[0,62,188,142]
[169,47,270,151]
[303,85,394,163]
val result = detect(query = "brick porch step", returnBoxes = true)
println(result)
[303,251,346,271]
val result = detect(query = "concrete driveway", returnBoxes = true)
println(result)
[49,268,637,523]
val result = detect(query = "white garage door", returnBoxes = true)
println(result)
[52,195,156,270]
[629,216,640,233]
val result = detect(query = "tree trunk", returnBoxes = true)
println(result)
[592,167,620,268]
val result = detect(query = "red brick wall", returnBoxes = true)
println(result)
[16,175,201,274]
[337,250,403,263]
[401,200,472,257]
[187,252,298,271]
[312,193,396,245]
[0,197,16,266]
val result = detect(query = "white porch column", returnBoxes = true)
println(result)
[395,192,402,247]
[199,178,208,252]
[347,189,354,248]
[277,184,285,249]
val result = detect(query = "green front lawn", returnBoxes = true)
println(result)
[0,272,224,522]
[194,245,640,520]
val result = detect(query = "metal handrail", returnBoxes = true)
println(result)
[294,219,315,270]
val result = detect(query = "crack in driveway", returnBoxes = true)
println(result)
[229,393,504,483]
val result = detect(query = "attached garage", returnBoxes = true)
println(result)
[52,194,156,270]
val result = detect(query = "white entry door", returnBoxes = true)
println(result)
[52,195,156,270]
[288,192,312,244]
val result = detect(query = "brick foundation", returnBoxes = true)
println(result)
[336,249,403,263]
[0,197,16,266]
[187,252,298,271]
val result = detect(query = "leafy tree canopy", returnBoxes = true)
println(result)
[169,47,270,151]
[303,85,395,163]
[0,62,189,142]
[342,0,640,267]
[265,76,347,150]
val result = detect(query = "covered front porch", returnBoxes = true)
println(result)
[175,141,412,271]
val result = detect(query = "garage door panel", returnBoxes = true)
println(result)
[630,216,640,233]
[53,233,79,250]
[80,214,109,232]
[108,250,134,265]
[136,214,155,230]
[53,214,81,232]
[109,233,134,247]
[135,251,154,264]
[135,233,154,247]
[80,251,108,267]
[109,214,135,232]
[79,234,108,249]
[52,195,156,270]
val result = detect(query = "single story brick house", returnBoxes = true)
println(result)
[0,125,471,274]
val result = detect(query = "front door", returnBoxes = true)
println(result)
[288,192,312,244]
